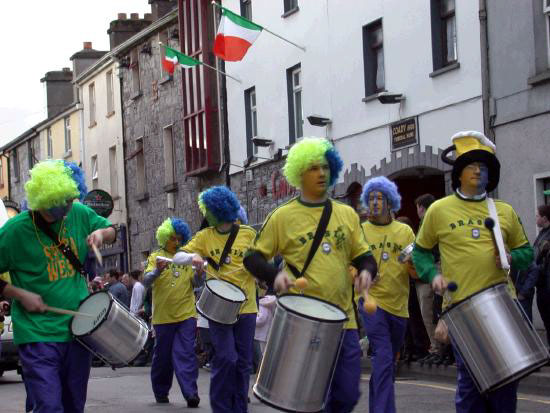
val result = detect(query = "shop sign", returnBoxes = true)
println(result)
[390,117,418,151]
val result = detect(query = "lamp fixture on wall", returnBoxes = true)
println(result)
[377,91,405,104]
[251,137,273,147]
[307,115,332,126]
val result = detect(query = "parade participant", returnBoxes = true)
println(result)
[412,131,533,413]
[177,186,257,413]
[143,218,200,408]
[0,160,115,413]
[243,137,377,413]
[359,176,414,413]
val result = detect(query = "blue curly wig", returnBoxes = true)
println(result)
[237,206,248,225]
[156,217,191,247]
[198,186,240,224]
[171,218,192,244]
[361,176,402,212]
[63,161,88,201]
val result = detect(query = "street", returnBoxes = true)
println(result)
[1,366,549,412]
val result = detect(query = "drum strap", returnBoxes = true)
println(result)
[31,211,90,279]
[287,199,333,279]
[206,224,240,272]
[487,198,510,270]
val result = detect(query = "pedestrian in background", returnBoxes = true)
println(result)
[129,270,145,315]
[106,269,130,308]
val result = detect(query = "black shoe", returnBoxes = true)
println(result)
[186,395,200,408]
[155,395,169,404]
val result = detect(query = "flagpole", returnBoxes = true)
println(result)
[211,1,306,52]
[159,42,241,83]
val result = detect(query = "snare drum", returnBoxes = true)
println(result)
[254,294,348,412]
[442,283,550,393]
[196,278,246,325]
[70,291,150,367]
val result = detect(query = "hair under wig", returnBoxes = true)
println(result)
[198,186,240,223]
[156,217,191,248]
[283,137,343,188]
[24,160,80,210]
[361,176,402,212]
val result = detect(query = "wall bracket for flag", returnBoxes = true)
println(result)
[211,1,306,53]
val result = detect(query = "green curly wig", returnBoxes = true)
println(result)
[156,219,175,248]
[24,160,80,210]
[283,137,343,188]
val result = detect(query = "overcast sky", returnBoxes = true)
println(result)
[0,1,151,147]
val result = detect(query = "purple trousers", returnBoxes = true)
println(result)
[209,313,256,413]
[360,305,408,413]
[151,317,198,400]
[324,329,362,413]
[18,341,92,413]
[453,345,519,412]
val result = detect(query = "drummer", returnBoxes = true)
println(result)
[143,218,200,408]
[359,176,415,413]
[177,186,257,413]
[0,160,115,412]
[243,137,377,413]
[412,131,533,412]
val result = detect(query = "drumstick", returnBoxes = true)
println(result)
[91,243,103,266]
[45,305,94,318]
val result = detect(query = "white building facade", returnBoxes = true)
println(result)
[224,0,485,228]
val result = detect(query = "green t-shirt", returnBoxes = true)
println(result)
[0,202,112,345]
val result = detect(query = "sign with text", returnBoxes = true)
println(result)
[390,117,418,151]
[84,190,114,218]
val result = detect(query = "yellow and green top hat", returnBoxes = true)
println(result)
[441,131,500,192]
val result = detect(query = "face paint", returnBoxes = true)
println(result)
[368,191,388,217]
[460,162,488,195]
[205,209,221,227]
[46,202,73,221]
[165,235,183,253]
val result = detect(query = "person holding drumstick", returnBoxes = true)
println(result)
[177,186,257,413]
[243,137,377,413]
[143,218,200,408]
[0,160,115,413]
[359,176,415,413]
[412,131,533,413]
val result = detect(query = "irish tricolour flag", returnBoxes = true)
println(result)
[162,46,201,74]
[213,7,263,62]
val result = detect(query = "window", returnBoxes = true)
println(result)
[106,71,114,115]
[0,158,3,186]
[64,117,71,152]
[284,0,298,14]
[163,126,176,186]
[430,0,458,72]
[109,146,118,197]
[240,0,252,19]
[159,31,171,80]
[545,0,550,64]
[130,49,141,95]
[363,20,385,97]
[286,64,303,144]
[47,128,53,158]
[543,177,550,206]
[89,83,96,126]
[91,155,98,190]
[244,87,258,157]
[27,141,36,169]
[12,149,19,182]
[136,137,146,195]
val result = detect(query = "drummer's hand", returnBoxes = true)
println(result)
[156,259,169,272]
[0,301,8,316]
[431,274,448,295]
[87,230,104,248]
[495,252,512,269]
[18,290,46,313]
[191,255,205,273]
[274,270,292,293]
[355,270,372,294]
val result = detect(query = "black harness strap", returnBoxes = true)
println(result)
[206,224,240,272]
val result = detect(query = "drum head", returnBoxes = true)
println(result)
[70,291,111,336]
[206,279,246,303]
[278,294,348,322]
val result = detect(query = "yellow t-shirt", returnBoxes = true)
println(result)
[184,225,258,314]
[250,197,372,329]
[0,272,10,332]
[361,220,415,318]
[145,249,196,325]
[415,194,529,305]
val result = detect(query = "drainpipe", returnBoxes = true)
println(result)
[119,70,131,272]
[479,0,493,140]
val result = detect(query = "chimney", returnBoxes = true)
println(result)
[107,13,152,50]
[149,0,176,21]
[83,41,92,49]
[40,69,74,118]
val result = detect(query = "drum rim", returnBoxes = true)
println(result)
[277,293,348,323]
[205,278,246,303]
[70,291,113,337]
[196,305,238,325]
[252,385,324,413]
[441,281,508,316]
